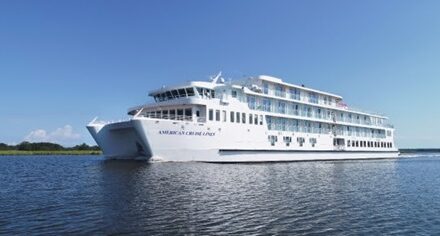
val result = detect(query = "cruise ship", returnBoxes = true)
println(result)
[87,73,399,162]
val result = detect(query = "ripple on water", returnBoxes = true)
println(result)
[1,155,440,234]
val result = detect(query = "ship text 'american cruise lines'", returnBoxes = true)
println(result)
[87,73,399,162]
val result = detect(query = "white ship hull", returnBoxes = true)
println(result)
[87,117,399,162]
[87,73,399,162]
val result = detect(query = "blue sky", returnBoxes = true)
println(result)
[0,0,439,148]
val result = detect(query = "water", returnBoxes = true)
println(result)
[1,154,440,235]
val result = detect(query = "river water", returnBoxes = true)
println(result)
[1,154,440,235]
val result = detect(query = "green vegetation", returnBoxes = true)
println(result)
[399,149,440,154]
[0,142,101,156]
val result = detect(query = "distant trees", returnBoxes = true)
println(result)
[0,142,100,151]
[70,143,100,151]
[0,143,13,150]
[17,142,64,151]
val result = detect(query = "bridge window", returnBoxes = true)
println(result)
[196,87,203,97]
[166,91,173,99]
[186,88,195,96]
[178,89,186,97]
[171,90,179,98]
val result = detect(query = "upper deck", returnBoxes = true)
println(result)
[130,74,391,128]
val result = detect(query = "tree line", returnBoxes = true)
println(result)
[0,142,100,151]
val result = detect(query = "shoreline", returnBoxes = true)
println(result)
[0,150,102,156]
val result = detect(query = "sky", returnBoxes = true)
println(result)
[0,0,439,148]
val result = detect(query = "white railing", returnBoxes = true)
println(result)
[139,113,206,123]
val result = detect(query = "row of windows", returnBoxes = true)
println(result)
[268,135,317,147]
[154,88,196,102]
[142,108,193,121]
[208,109,264,125]
[247,95,387,127]
[262,82,334,105]
[266,116,387,138]
[154,87,215,102]
[347,140,393,148]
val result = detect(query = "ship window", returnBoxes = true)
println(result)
[163,110,169,119]
[186,88,195,96]
[249,114,253,124]
[230,111,235,123]
[178,89,186,97]
[177,109,184,120]
[185,108,192,121]
[260,115,263,125]
[297,137,305,147]
[171,90,179,98]
[222,110,226,122]
[347,140,351,147]
[363,141,366,147]
[390,142,393,148]
[360,141,363,147]
[215,110,220,121]
[196,110,200,117]
[242,113,246,124]
[208,109,214,121]
[170,110,176,119]
[196,87,203,97]
[254,114,258,125]
[309,138,317,147]
[263,82,269,94]
[166,91,173,99]
[232,90,237,98]
[236,112,240,123]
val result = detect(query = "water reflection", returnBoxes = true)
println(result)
[2,156,440,235]
[97,159,402,234]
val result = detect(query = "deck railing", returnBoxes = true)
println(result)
[139,113,206,123]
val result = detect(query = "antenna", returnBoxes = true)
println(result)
[210,71,222,83]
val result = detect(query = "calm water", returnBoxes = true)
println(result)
[1,154,440,235]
